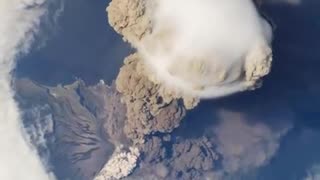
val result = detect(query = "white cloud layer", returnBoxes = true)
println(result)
[138,0,273,98]
[303,164,320,180]
[0,0,55,179]
[23,105,55,170]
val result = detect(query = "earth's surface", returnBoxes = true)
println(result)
[11,0,320,180]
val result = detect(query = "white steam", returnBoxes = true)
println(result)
[94,146,140,180]
[0,0,55,179]
[138,0,273,98]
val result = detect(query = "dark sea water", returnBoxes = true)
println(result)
[166,0,320,179]
[15,0,320,179]
[185,1,320,179]
[16,0,131,86]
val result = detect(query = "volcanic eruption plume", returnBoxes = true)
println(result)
[106,0,272,99]
[137,0,273,98]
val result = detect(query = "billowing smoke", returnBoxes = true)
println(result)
[0,0,55,179]
[95,146,140,180]
[211,110,292,178]
[137,0,273,98]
